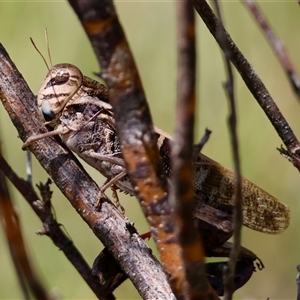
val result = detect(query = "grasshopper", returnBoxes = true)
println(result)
[23,63,290,234]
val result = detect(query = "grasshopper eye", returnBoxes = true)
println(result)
[55,72,70,85]
[45,71,70,89]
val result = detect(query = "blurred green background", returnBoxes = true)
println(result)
[0,1,300,299]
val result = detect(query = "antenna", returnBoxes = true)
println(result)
[44,28,53,67]
[30,37,50,71]
[30,28,53,71]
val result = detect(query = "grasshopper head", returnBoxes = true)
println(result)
[38,63,83,126]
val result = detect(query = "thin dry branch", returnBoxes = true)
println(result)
[243,0,300,100]
[193,129,212,157]
[67,0,187,298]
[0,43,172,299]
[0,154,50,300]
[193,0,300,171]
[0,154,114,300]
[297,265,300,300]
[212,1,242,299]
[172,1,219,299]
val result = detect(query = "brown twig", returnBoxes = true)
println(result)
[67,1,187,298]
[212,1,242,299]
[0,154,114,300]
[0,43,172,299]
[297,265,300,300]
[172,1,219,299]
[193,128,212,157]
[0,151,50,300]
[193,0,300,171]
[243,0,300,100]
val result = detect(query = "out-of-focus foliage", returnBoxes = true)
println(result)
[0,2,299,299]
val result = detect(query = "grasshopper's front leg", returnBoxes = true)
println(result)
[22,124,71,150]
[24,126,129,211]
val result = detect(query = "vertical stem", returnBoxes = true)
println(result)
[212,1,242,299]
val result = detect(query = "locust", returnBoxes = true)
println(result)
[22,63,290,235]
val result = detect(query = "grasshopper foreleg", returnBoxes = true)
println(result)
[22,125,69,150]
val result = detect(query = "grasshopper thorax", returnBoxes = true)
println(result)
[38,63,83,126]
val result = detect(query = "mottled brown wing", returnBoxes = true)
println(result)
[155,127,290,234]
